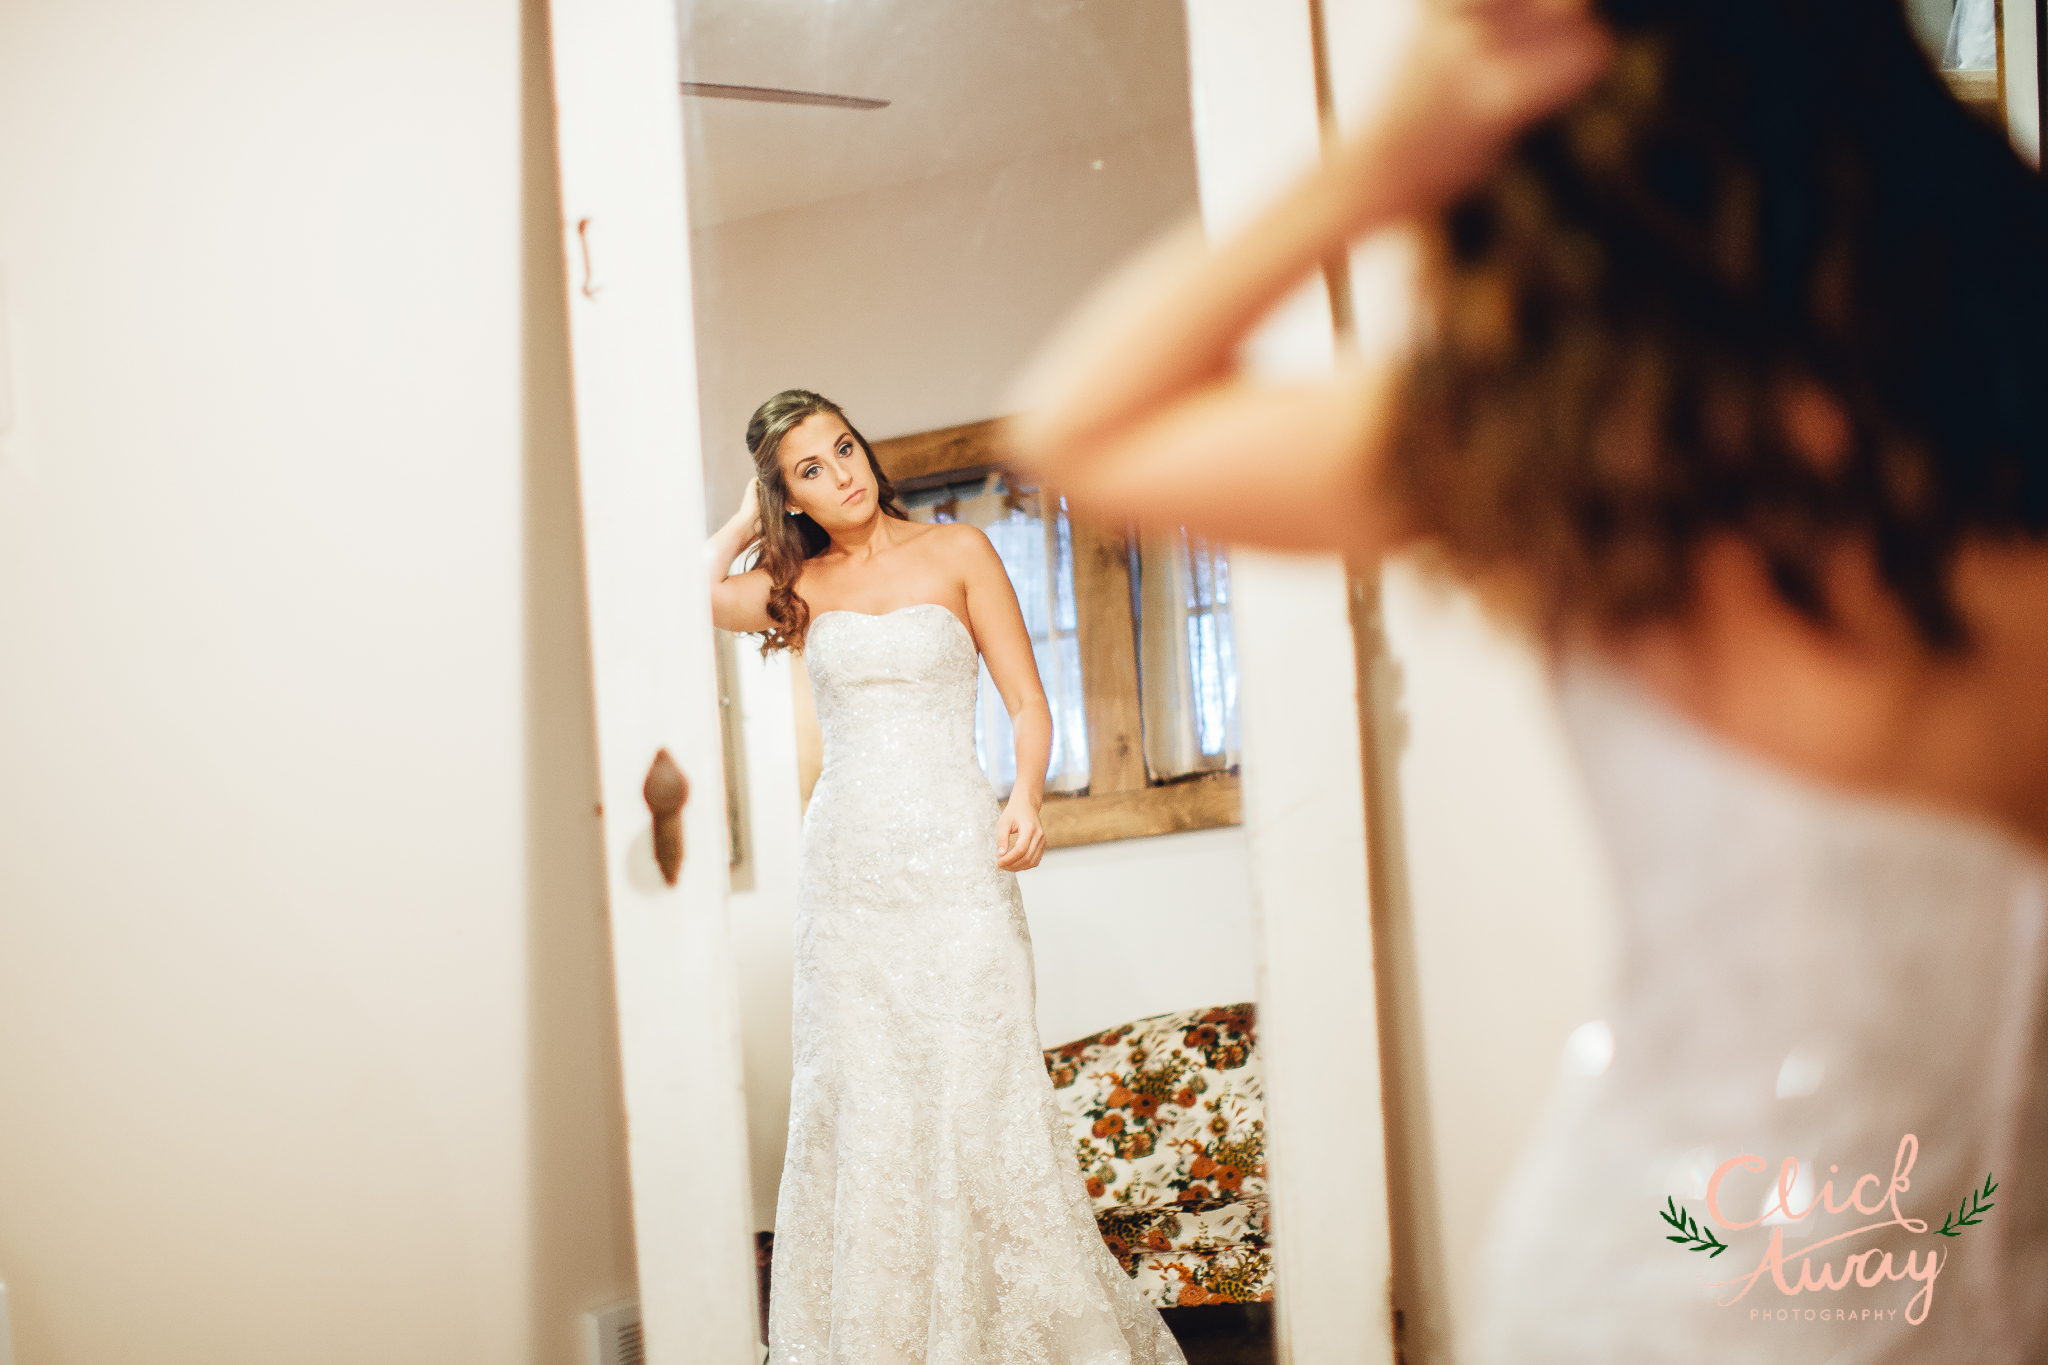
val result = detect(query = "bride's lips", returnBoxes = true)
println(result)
[842,488,866,505]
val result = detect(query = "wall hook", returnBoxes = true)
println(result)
[576,217,602,299]
[643,748,688,886]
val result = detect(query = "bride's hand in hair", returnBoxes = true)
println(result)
[734,478,763,544]
[1367,0,1614,210]
[1008,0,1608,553]
[710,480,762,564]
[706,478,773,630]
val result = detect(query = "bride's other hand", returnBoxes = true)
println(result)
[1378,0,1616,211]
[996,797,1046,872]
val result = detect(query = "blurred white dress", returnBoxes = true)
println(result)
[1474,659,2048,1364]
[768,603,1185,1365]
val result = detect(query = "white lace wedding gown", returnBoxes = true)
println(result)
[769,603,1186,1365]
[1473,659,2048,1363]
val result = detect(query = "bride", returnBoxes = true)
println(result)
[1011,0,2048,1359]
[707,388,1184,1365]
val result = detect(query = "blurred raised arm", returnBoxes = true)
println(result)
[1006,0,1610,554]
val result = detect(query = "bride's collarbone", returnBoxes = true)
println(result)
[798,528,982,638]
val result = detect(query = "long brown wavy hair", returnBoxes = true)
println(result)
[744,389,908,654]
[1388,0,2048,649]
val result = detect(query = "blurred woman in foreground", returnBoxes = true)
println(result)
[1014,0,2048,1358]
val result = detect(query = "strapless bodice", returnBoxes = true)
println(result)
[805,603,983,788]
[797,602,1008,924]
[1474,657,2048,1363]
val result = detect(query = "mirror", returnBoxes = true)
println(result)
[679,0,1275,1357]
[551,0,2048,1355]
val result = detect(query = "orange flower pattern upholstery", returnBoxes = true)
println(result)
[1042,1004,1272,1308]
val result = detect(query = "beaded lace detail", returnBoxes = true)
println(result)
[769,604,1186,1365]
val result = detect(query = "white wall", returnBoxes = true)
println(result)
[1371,563,1617,1363]
[689,122,1200,517]
[722,646,807,1236]
[0,2,636,1362]
[1905,0,1955,58]
[1022,825,1259,1048]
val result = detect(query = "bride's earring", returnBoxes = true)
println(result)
[787,509,799,517]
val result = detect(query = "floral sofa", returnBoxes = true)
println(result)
[1042,1003,1272,1309]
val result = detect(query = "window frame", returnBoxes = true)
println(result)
[873,417,1244,849]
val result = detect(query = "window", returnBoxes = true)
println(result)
[872,418,1243,848]
[903,475,1089,797]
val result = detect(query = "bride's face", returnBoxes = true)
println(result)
[779,412,879,533]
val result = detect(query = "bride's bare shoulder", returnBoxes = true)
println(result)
[921,524,1015,610]
[899,517,999,565]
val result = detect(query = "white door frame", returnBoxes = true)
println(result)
[545,1,1403,1360]
[1182,2,1399,1362]
[545,2,759,1361]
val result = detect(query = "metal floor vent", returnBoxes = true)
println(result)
[583,1298,643,1365]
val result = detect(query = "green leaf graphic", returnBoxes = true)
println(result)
[1657,1198,1728,1257]
[1934,1172,1997,1238]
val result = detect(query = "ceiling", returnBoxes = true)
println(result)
[676,0,1193,226]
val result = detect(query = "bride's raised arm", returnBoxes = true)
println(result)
[1004,0,1610,554]
[951,526,1053,872]
[707,479,775,634]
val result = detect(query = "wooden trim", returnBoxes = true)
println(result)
[871,416,1011,484]
[1947,65,2003,119]
[1069,513,1148,795]
[1042,774,1241,848]
[892,463,1002,495]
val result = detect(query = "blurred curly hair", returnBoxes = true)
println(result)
[1389,0,2048,648]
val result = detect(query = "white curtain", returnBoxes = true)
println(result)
[1945,0,1997,70]
[1133,529,1240,782]
[907,478,1089,797]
